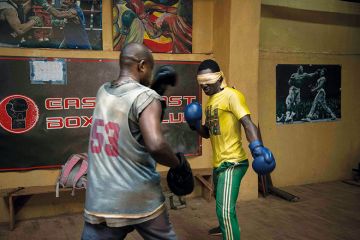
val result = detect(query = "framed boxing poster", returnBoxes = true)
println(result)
[0,0,102,50]
[276,64,341,125]
[0,57,201,171]
[112,0,193,53]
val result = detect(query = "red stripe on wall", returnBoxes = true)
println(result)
[144,39,172,53]
[0,165,62,171]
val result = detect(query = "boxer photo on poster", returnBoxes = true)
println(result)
[276,64,341,124]
[0,0,102,50]
[112,0,192,53]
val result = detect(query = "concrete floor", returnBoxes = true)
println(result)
[1,181,359,240]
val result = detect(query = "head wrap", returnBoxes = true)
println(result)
[197,71,227,88]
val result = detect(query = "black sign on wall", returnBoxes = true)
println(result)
[0,57,201,171]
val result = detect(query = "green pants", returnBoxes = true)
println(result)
[213,160,249,240]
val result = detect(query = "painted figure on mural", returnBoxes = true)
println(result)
[113,0,145,50]
[0,1,41,47]
[58,0,92,49]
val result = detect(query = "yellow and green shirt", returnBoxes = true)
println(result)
[205,87,250,167]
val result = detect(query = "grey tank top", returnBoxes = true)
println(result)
[85,82,164,217]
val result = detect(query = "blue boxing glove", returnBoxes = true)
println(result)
[249,140,276,175]
[184,102,202,131]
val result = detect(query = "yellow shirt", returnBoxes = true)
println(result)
[205,87,250,167]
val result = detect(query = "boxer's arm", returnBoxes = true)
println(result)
[311,77,325,92]
[48,6,77,19]
[139,99,180,168]
[240,114,260,143]
[304,70,320,80]
[196,125,210,139]
[4,9,35,36]
[241,115,276,174]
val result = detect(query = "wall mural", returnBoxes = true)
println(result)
[113,0,192,53]
[0,0,102,50]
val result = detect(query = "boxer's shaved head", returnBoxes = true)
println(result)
[118,43,154,86]
[120,43,153,68]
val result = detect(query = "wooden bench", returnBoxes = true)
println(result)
[193,168,214,201]
[0,186,85,231]
[0,168,213,231]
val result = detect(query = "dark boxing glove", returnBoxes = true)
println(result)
[151,65,177,121]
[167,152,194,196]
[6,98,28,129]
[249,140,276,175]
[151,65,177,96]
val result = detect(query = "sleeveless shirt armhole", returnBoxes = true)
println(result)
[133,90,162,121]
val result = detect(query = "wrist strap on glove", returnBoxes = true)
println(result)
[249,140,263,152]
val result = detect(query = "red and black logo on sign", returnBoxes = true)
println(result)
[0,95,39,134]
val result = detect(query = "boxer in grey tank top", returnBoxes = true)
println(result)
[82,43,180,240]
